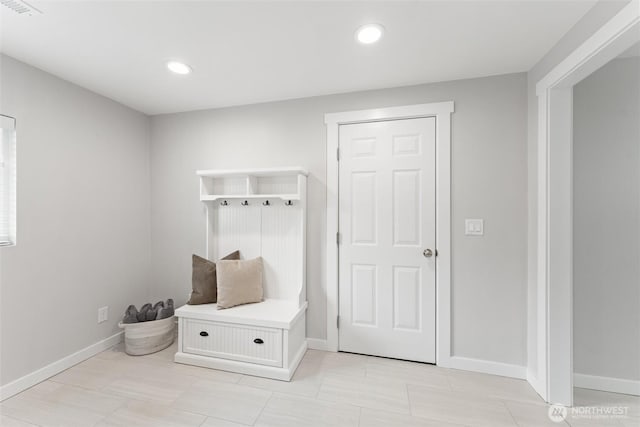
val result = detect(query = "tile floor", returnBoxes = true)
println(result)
[1,342,638,426]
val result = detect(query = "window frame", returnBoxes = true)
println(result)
[0,114,17,247]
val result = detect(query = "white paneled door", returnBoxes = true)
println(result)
[338,117,436,363]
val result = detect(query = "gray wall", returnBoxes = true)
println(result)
[150,72,529,366]
[0,55,152,386]
[525,0,631,381]
[573,56,640,381]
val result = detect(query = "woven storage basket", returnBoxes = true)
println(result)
[118,316,175,356]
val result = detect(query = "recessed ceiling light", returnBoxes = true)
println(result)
[356,24,384,44]
[166,61,192,75]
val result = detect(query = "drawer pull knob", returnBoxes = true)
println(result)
[200,331,209,337]
[253,338,264,344]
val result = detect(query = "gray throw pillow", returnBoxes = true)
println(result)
[216,257,264,310]
[187,251,240,305]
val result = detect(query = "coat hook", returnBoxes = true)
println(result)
[241,200,249,206]
[263,200,270,206]
[285,200,293,206]
[220,200,228,206]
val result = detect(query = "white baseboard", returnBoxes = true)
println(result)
[310,342,525,380]
[445,356,527,379]
[0,331,123,401]
[306,338,330,351]
[574,373,640,396]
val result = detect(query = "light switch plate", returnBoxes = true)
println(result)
[465,219,484,236]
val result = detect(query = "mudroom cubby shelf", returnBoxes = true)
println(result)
[197,167,308,202]
[175,167,308,381]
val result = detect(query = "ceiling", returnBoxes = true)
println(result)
[0,1,597,115]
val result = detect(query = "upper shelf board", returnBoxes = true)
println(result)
[197,167,309,178]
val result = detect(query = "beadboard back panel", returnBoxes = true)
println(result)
[201,169,307,308]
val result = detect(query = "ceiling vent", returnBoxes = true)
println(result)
[1,0,42,15]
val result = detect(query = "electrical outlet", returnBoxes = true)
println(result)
[98,306,109,323]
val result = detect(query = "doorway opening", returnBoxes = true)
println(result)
[534,1,639,406]
[572,43,640,404]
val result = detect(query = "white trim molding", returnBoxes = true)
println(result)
[448,357,527,380]
[306,338,330,351]
[0,332,123,401]
[534,0,640,406]
[324,101,454,365]
[574,374,640,397]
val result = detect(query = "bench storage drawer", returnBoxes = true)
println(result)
[182,318,283,367]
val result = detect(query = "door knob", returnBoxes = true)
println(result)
[423,249,433,258]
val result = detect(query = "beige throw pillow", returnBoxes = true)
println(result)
[216,257,264,309]
[187,251,240,305]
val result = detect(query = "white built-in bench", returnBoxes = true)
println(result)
[174,168,308,381]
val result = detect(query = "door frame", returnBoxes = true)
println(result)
[324,101,454,366]
[534,1,639,406]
